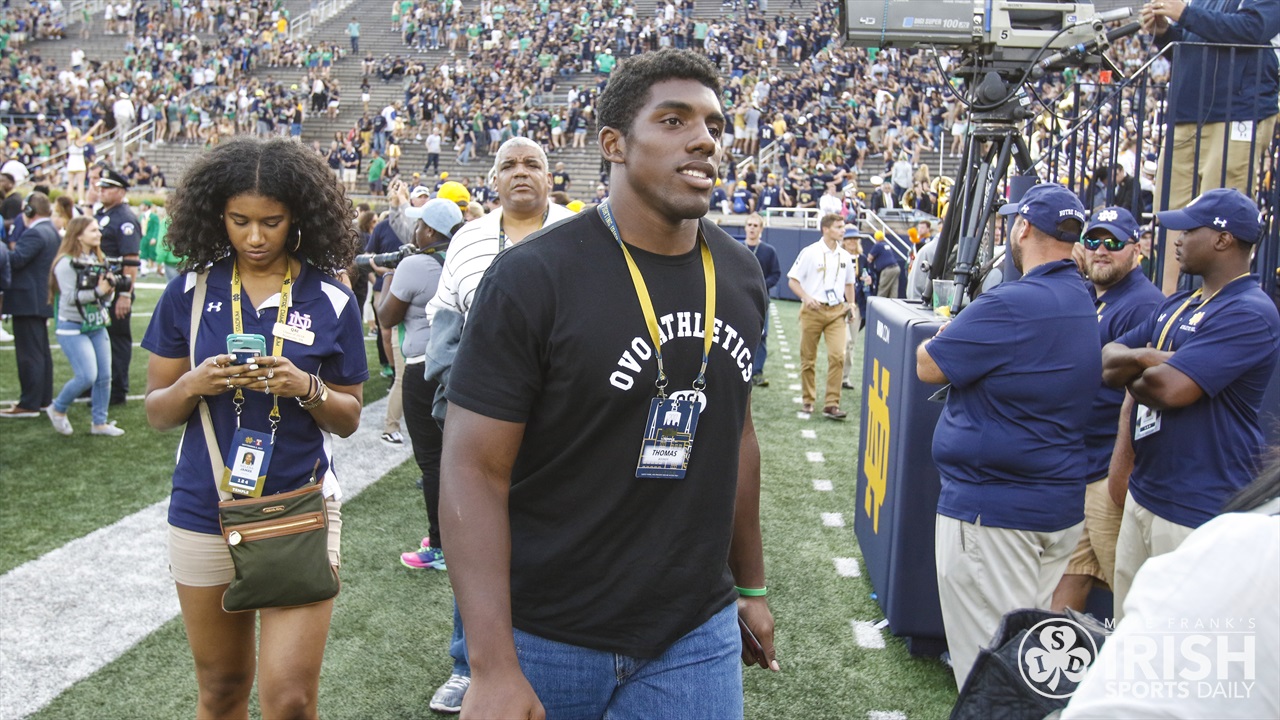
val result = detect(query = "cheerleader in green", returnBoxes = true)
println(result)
[138,201,158,275]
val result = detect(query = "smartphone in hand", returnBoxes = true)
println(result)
[226,333,268,365]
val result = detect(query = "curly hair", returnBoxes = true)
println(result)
[597,49,724,138]
[166,137,359,273]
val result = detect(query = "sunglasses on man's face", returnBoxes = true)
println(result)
[1080,236,1133,252]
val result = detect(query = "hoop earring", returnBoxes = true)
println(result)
[292,227,302,253]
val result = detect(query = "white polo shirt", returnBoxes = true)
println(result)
[787,238,856,305]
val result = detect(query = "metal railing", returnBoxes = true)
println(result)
[945,40,1279,300]
[288,0,359,40]
[1034,41,1278,297]
[859,210,912,262]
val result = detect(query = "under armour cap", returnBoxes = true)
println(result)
[1085,206,1140,243]
[997,183,1086,243]
[405,197,464,239]
[1158,187,1262,244]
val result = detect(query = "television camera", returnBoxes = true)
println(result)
[843,0,1140,312]
[71,256,140,293]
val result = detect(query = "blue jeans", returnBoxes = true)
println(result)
[753,305,769,377]
[513,602,742,720]
[450,599,470,676]
[53,322,111,425]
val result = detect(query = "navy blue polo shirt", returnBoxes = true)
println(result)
[1082,267,1165,481]
[929,259,1101,531]
[1115,274,1280,528]
[142,259,369,535]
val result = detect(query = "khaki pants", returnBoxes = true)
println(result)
[876,265,900,298]
[1156,115,1276,293]
[1064,477,1124,587]
[798,303,847,408]
[935,514,1083,690]
[1111,492,1196,623]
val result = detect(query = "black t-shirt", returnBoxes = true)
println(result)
[448,211,767,658]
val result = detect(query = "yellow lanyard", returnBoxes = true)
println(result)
[598,201,716,397]
[230,261,293,434]
[1154,273,1250,351]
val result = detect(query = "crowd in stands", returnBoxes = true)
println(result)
[0,0,1192,220]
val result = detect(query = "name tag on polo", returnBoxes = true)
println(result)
[636,397,702,479]
[1134,403,1162,440]
[274,321,315,346]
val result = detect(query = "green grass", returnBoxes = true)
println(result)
[0,282,388,575]
[3,297,959,719]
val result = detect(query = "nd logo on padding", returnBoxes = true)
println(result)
[863,359,890,534]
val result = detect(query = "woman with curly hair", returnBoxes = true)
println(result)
[140,136,367,719]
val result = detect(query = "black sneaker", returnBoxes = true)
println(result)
[751,374,770,388]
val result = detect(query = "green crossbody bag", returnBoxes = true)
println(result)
[189,271,341,613]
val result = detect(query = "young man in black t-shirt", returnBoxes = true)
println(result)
[442,49,778,720]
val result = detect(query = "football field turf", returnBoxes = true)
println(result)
[0,286,958,719]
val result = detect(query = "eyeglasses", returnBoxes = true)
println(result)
[1080,236,1133,252]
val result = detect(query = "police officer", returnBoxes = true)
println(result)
[95,169,140,405]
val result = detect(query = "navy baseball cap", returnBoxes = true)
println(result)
[1158,188,1263,244]
[1085,206,1140,242]
[997,183,1086,242]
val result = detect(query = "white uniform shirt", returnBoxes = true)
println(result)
[427,203,576,321]
[787,239,856,305]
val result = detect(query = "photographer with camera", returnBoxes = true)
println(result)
[93,169,140,406]
[45,217,125,436]
[1,192,60,418]
[376,198,463,573]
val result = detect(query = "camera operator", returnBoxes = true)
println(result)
[377,198,464,573]
[46,217,124,436]
[93,169,140,406]
[1,192,59,418]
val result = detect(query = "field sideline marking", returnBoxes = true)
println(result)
[0,397,409,720]
[812,479,833,491]
[821,512,844,528]
[852,620,886,649]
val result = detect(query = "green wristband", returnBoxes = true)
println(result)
[735,586,768,597]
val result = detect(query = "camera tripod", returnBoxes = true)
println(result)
[929,64,1037,314]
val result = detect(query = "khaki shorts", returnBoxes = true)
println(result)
[1065,479,1122,586]
[168,501,342,587]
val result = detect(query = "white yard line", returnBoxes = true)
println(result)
[821,512,845,528]
[834,557,861,577]
[812,480,833,492]
[0,398,409,720]
[806,451,825,463]
[852,620,886,649]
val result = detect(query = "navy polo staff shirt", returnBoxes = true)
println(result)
[1082,267,1165,481]
[1115,274,1280,528]
[928,259,1101,532]
[141,258,369,535]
